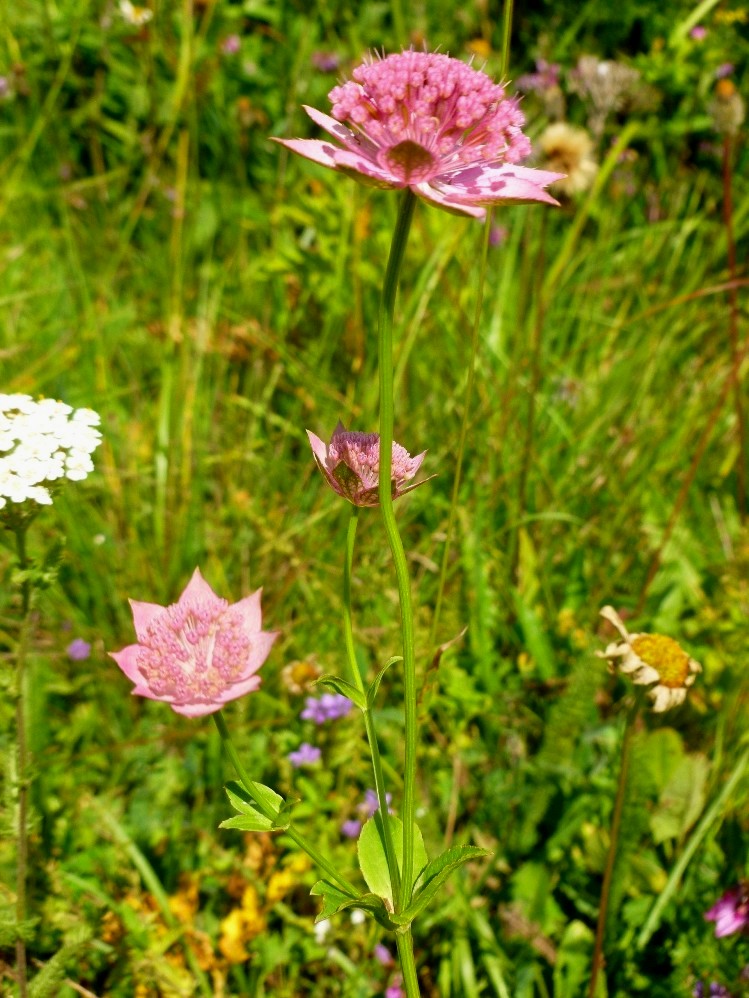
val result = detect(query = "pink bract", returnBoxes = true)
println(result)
[110,568,278,717]
[307,422,428,507]
[273,50,564,218]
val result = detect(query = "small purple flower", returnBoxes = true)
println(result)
[516,59,561,94]
[689,25,708,40]
[0,77,10,99]
[221,34,241,56]
[312,51,340,73]
[67,638,92,661]
[489,223,508,247]
[716,63,735,79]
[386,976,404,998]
[341,818,362,839]
[287,742,322,768]
[300,692,353,724]
[705,884,749,938]
[374,942,394,966]
[358,789,392,819]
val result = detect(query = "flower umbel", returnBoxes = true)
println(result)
[110,568,278,717]
[0,394,102,512]
[705,883,749,938]
[308,422,428,507]
[274,49,564,218]
[597,606,701,712]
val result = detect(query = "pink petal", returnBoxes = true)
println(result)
[331,148,401,188]
[218,674,263,702]
[170,700,224,718]
[129,600,165,642]
[244,630,279,674]
[302,105,378,157]
[232,589,263,634]
[412,182,486,219]
[434,164,563,207]
[110,646,144,684]
[180,567,224,609]
[272,137,342,170]
[307,430,330,467]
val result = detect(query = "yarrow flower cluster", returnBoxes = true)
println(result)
[274,49,564,218]
[308,422,428,507]
[0,394,102,511]
[110,568,278,717]
[597,606,701,712]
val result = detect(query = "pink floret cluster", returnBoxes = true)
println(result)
[329,51,531,175]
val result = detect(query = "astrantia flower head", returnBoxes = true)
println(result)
[308,422,428,507]
[705,883,749,938]
[274,49,564,218]
[597,606,701,712]
[110,568,278,717]
[0,394,101,514]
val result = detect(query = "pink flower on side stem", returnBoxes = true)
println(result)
[307,422,428,507]
[110,569,278,717]
[705,884,749,938]
[273,49,564,218]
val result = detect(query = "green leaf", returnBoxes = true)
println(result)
[366,656,402,710]
[357,815,429,909]
[651,752,708,844]
[315,674,366,711]
[310,880,394,929]
[220,780,288,833]
[393,845,490,926]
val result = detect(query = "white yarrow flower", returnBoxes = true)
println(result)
[0,394,102,512]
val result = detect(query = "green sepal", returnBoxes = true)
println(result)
[310,880,396,930]
[315,674,366,711]
[391,845,491,926]
[366,656,402,710]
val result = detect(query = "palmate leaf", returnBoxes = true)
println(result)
[392,845,490,926]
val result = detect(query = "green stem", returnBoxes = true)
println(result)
[377,189,418,913]
[212,712,359,897]
[343,507,401,904]
[396,928,421,998]
[428,207,493,652]
[499,0,515,79]
[588,694,641,997]
[13,522,31,998]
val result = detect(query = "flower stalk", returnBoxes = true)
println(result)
[12,521,31,998]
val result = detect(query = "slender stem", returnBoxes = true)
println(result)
[428,209,493,651]
[13,522,31,998]
[212,711,359,897]
[722,133,746,522]
[396,928,421,998]
[343,507,401,903]
[377,188,418,912]
[588,695,641,998]
[499,0,515,79]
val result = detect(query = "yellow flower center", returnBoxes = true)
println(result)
[630,634,690,688]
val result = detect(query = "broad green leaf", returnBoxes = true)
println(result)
[315,674,366,711]
[393,845,490,926]
[224,780,284,818]
[310,881,395,929]
[651,752,708,844]
[366,656,402,710]
[357,815,428,909]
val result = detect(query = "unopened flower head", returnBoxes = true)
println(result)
[597,606,701,712]
[537,122,598,197]
[710,78,746,137]
[0,394,101,512]
[110,568,278,717]
[274,49,564,218]
[308,422,428,507]
[705,883,749,938]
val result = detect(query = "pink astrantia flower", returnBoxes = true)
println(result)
[110,568,278,717]
[705,884,749,938]
[273,49,564,219]
[307,422,428,507]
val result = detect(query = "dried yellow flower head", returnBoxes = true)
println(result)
[538,122,598,197]
[596,606,701,712]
